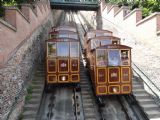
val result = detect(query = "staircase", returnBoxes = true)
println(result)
[80,62,99,120]
[132,77,160,119]
[22,64,45,120]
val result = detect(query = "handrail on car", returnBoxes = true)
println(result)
[132,62,160,100]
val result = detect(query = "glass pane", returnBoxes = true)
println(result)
[104,32,112,36]
[57,42,69,57]
[96,49,107,66]
[108,50,120,66]
[70,42,79,57]
[47,42,56,57]
[69,34,78,39]
[96,33,103,37]
[59,34,68,38]
[101,40,112,45]
[87,33,95,39]
[121,50,130,65]
[91,40,100,49]
[51,34,57,39]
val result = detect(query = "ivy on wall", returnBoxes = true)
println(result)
[106,0,160,17]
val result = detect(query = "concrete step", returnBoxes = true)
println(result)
[28,98,41,104]
[82,94,92,99]
[31,84,44,89]
[138,99,156,104]
[82,98,93,103]
[132,84,144,89]
[141,103,160,111]
[23,110,37,119]
[24,104,39,111]
[83,102,94,108]
[133,90,147,94]
[32,80,44,84]
[81,91,92,95]
[31,93,42,98]
[146,110,160,119]
[23,118,35,120]
[32,89,43,93]
[134,92,150,99]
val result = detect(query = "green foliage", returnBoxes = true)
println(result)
[106,0,160,17]
[0,0,33,18]
[27,86,33,94]
[25,94,32,102]
[25,86,33,102]
[142,7,151,18]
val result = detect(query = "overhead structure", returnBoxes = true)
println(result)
[50,0,100,10]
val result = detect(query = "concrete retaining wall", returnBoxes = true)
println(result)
[102,4,160,45]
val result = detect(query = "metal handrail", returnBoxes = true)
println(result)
[132,62,160,99]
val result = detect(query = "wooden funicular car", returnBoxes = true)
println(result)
[88,44,132,96]
[50,25,77,33]
[45,26,80,90]
[45,37,80,90]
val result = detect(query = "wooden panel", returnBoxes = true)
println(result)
[108,67,120,83]
[58,59,69,73]
[121,84,131,94]
[71,74,79,82]
[47,75,57,83]
[96,68,107,84]
[121,67,131,83]
[96,86,107,95]
[47,59,56,73]
[108,85,120,94]
[70,59,79,72]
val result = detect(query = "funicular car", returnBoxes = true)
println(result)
[50,25,77,33]
[88,44,132,96]
[45,37,80,89]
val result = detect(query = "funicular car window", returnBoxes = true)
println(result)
[47,42,56,58]
[101,40,112,45]
[96,49,107,66]
[70,42,79,57]
[88,33,95,39]
[108,50,121,66]
[51,34,57,38]
[104,32,112,36]
[121,50,130,65]
[57,42,69,57]
[96,33,103,37]
[91,40,100,49]
[59,34,68,38]
[69,34,78,39]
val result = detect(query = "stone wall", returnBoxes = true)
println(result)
[0,1,63,120]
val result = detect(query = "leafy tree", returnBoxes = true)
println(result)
[106,0,160,17]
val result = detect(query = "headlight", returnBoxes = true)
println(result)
[113,87,118,93]
[62,76,66,81]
